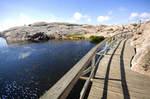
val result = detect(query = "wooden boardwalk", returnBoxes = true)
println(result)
[88,39,150,99]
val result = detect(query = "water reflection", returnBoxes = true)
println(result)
[0,37,8,48]
[19,52,31,59]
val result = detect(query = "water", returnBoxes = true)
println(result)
[0,39,95,98]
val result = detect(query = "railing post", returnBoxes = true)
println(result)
[91,55,95,67]
[91,55,96,81]
[110,37,115,48]
[104,41,108,54]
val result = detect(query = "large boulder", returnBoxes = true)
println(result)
[27,32,51,42]
[131,20,150,77]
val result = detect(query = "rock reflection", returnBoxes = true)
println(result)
[0,37,8,48]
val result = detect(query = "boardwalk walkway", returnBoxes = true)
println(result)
[88,39,150,99]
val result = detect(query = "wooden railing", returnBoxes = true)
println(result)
[40,31,132,99]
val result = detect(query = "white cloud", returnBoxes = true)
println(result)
[97,16,110,22]
[87,18,91,22]
[73,12,83,20]
[0,19,21,31]
[119,7,127,11]
[129,12,139,20]
[70,12,91,23]
[20,13,29,19]
[19,13,36,25]
[108,10,112,15]
[140,12,150,20]
[129,12,150,21]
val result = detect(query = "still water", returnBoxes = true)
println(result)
[0,38,95,98]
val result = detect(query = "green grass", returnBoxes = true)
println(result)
[66,34,86,40]
[89,36,105,44]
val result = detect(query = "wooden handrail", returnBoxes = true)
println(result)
[40,31,130,99]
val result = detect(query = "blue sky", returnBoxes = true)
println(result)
[0,0,150,31]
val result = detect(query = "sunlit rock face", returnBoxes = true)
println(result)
[1,22,97,42]
[131,20,150,77]
[0,37,8,48]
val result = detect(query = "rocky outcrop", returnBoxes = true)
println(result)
[2,22,139,43]
[131,20,150,77]
[2,22,134,42]
[1,22,98,42]
[84,24,132,38]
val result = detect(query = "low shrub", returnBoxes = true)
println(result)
[89,36,105,44]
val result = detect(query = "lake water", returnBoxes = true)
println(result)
[0,38,96,98]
